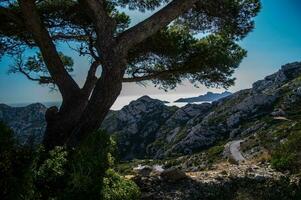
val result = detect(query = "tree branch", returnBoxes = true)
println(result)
[79,0,116,50]
[9,53,54,84]
[117,0,198,50]
[0,6,23,25]
[123,67,192,82]
[18,0,80,100]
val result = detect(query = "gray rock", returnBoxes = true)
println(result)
[296,87,301,96]
[133,165,153,176]
[252,62,301,94]
[227,113,242,128]
[271,108,286,117]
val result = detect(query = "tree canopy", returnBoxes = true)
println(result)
[0,0,260,90]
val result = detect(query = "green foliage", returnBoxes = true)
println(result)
[31,146,69,199]
[0,122,34,200]
[271,129,301,173]
[0,122,16,199]
[208,145,224,157]
[33,146,68,180]
[207,145,224,163]
[0,129,141,200]
[271,154,296,172]
[181,0,261,39]
[1,0,260,91]
[129,28,247,90]
[8,52,74,85]
[102,169,140,200]
[66,130,116,200]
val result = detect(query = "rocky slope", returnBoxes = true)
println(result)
[102,96,177,160]
[1,62,301,162]
[132,162,301,200]
[0,103,47,145]
[104,62,301,159]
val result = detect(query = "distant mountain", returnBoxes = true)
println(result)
[175,91,232,103]
[0,103,47,145]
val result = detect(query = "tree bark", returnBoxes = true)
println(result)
[66,57,125,148]
[43,95,88,150]
[43,53,125,149]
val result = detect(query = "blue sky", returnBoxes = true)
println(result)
[0,0,301,107]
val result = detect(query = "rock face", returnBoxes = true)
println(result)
[101,96,177,160]
[0,103,47,145]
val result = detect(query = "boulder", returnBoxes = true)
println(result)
[160,168,187,182]
[296,87,301,96]
[133,165,153,177]
[271,108,286,117]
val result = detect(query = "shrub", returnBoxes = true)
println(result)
[0,122,33,200]
[271,153,296,172]
[271,129,301,173]
[0,122,15,199]
[102,169,141,200]
[65,130,116,200]
[31,145,69,199]
[207,145,224,163]
[0,128,141,200]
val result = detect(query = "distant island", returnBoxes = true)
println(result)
[174,91,232,103]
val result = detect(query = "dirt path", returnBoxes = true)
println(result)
[229,140,245,162]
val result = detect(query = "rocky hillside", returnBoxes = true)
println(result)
[0,103,46,145]
[132,163,301,200]
[103,62,301,160]
[1,62,301,163]
[102,96,177,160]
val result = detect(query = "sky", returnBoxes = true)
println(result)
[0,0,301,109]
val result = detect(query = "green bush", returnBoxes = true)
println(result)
[207,145,224,163]
[102,169,140,200]
[0,122,33,200]
[65,130,116,200]
[271,154,296,172]
[271,130,301,173]
[0,122,16,199]
[1,128,141,200]
[31,146,69,199]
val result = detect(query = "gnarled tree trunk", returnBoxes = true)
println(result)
[43,55,125,150]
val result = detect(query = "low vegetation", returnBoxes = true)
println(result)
[0,122,140,200]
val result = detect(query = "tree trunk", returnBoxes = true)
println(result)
[43,56,125,150]
[66,65,124,148]
[43,95,88,150]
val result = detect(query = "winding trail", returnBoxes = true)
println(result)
[229,140,246,162]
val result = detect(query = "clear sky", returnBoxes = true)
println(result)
[0,0,301,109]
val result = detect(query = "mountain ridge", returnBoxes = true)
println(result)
[174,91,232,103]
